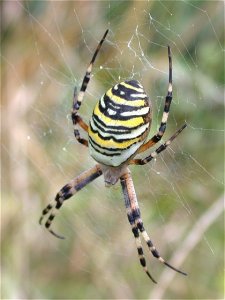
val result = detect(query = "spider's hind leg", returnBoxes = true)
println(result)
[39,184,72,239]
[120,171,187,280]
[131,223,157,283]
[120,172,157,283]
[39,164,102,239]
[136,219,187,276]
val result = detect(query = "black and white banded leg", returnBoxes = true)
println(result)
[121,172,157,283]
[39,164,102,239]
[138,46,173,154]
[130,123,187,166]
[120,171,187,283]
[71,29,109,147]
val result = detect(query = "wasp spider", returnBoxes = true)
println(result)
[40,29,187,283]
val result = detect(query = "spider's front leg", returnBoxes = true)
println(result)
[137,46,173,154]
[71,29,109,147]
[71,87,89,147]
[39,164,102,239]
[120,171,187,283]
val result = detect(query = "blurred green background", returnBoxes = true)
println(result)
[1,1,224,299]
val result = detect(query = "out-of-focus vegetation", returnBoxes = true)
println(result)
[1,1,224,299]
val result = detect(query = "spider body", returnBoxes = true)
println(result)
[40,29,187,283]
[88,80,151,184]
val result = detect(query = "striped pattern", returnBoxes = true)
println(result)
[130,123,187,165]
[88,80,151,167]
[74,29,109,111]
[120,173,157,282]
[39,165,102,239]
[120,171,187,282]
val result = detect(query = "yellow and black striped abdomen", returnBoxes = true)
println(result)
[88,80,152,167]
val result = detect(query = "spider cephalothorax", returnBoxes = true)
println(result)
[40,29,187,283]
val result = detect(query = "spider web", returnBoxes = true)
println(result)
[2,1,224,299]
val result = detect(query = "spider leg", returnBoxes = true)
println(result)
[132,224,157,283]
[136,219,187,276]
[39,164,102,239]
[120,171,187,279]
[137,46,173,154]
[71,87,89,147]
[130,123,187,165]
[71,30,109,146]
[120,171,157,283]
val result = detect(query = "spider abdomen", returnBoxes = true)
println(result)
[88,80,152,167]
